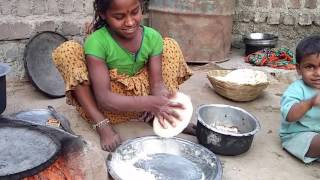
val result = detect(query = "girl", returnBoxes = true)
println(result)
[53,0,194,152]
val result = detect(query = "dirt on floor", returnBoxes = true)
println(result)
[3,62,320,180]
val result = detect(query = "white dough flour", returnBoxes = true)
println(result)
[216,69,268,85]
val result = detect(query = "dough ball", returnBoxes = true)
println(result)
[153,92,193,138]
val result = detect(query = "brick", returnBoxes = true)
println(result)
[35,21,56,32]
[298,14,312,25]
[33,0,46,15]
[47,0,59,15]
[257,0,270,8]
[0,42,26,80]
[239,11,254,22]
[5,44,23,62]
[243,0,255,6]
[282,14,296,25]
[235,0,240,7]
[60,21,81,36]
[0,1,14,15]
[233,13,241,22]
[288,0,301,9]
[305,0,317,9]
[231,34,245,49]
[232,22,254,35]
[0,22,33,40]
[16,0,32,17]
[84,0,94,15]
[313,15,320,26]
[61,1,74,14]
[254,12,268,23]
[74,0,85,13]
[272,0,285,8]
[267,12,281,25]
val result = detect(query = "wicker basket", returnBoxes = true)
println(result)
[207,70,269,102]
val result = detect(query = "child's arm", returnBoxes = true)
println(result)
[286,94,320,122]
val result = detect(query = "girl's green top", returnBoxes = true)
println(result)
[84,26,163,76]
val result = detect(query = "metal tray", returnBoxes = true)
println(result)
[0,118,61,179]
[6,109,78,141]
[107,136,222,180]
[24,31,67,98]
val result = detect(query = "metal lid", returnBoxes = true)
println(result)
[24,31,67,98]
[6,109,78,140]
[0,118,61,179]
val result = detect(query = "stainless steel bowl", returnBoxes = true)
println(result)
[243,33,278,55]
[243,33,278,45]
[107,136,222,180]
[196,104,260,156]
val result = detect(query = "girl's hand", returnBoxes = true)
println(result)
[149,93,184,128]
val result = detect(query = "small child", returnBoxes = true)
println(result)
[280,35,320,163]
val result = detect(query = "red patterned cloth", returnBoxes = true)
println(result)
[244,48,296,70]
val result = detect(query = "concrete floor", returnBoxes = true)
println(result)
[3,50,320,180]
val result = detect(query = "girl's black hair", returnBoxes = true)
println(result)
[295,35,320,64]
[92,0,144,31]
[93,0,112,31]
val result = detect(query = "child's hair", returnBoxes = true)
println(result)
[92,0,144,31]
[295,35,320,64]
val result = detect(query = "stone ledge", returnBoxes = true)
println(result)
[0,16,92,41]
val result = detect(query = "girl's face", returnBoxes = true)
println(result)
[101,0,142,39]
[297,54,320,89]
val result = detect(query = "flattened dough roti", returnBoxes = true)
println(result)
[153,92,193,138]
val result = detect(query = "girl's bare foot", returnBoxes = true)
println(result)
[182,123,197,136]
[96,125,121,152]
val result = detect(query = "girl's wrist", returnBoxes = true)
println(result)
[134,96,155,112]
[151,82,165,91]
[92,118,110,130]
[152,85,169,97]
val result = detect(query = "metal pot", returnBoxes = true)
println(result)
[196,104,260,156]
[0,63,10,114]
[243,33,278,56]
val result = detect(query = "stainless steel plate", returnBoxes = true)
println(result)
[107,136,222,180]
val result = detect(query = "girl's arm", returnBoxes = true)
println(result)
[286,94,320,122]
[86,55,180,126]
[86,55,161,112]
[148,55,169,96]
[148,55,184,127]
